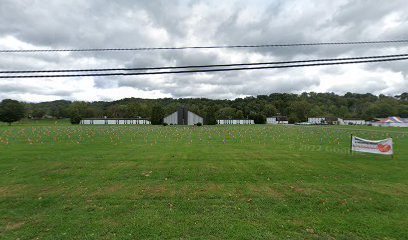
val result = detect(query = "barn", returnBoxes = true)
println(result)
[267,116,288,124]
[163,107,203,125]
[217,119,254,124]
[80,118,151,125]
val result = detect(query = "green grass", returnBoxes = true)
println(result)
[0,124,407,239]
[0,118,71,126]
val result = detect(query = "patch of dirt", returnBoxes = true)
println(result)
[0,185,28,197]
[305,228,315,234]
[291,219,305,225]
[289,184,320,195]
[201,183,222,192]
[104,183,123,193]
[102,218,120,227]
[289,185,304,193]
[108,161,136,170]
[247,184,283,198]
[148,186,168,194]
[93,183,123,196]
[5,221,25,231]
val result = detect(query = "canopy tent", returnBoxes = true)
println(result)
[377,116,407,123]
[372,116,408,127]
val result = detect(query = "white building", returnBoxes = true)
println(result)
[308,117,341,125]
[341,119,366,125]
[80,118,151,125]
[217,119,254,124]
[163,107,203,125]
[267,116,288,124]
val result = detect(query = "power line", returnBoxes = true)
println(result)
[1,53,408,74]
[1,39,408,53]
[1,56,407,78]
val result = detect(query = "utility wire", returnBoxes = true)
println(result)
[1,56,407,78]
[1,39,408,53]
[1,53,408,74]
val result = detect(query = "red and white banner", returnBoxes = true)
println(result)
[351,136,393,155]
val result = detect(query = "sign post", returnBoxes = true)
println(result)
[391,137,394,159]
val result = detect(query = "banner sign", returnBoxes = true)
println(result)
[351,136,393,155]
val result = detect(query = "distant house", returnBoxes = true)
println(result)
[308,117,341,125]
[267,116,288,124]
[340,119,366,125]
[217,119,254,124]
[371,116,408,127]
[163,107,203,125]
[80,118,151,125]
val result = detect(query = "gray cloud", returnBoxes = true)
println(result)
[328,77,388,94]
[0,0,408,102]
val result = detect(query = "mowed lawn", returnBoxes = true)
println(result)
[0,123,407,239]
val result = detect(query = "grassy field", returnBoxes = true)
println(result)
[0,123,407,239]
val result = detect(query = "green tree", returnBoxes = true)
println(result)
[217,107,237,119]
[398,104,408,118]
[366,101,398,118]
[288,113,300,124]
[289,101,311,122]
[338,106,350,118]
[263,104,277,117]
[31,108,46,119]
[68,101,92,124]
[235,110,244,119]
[396,92,408,101]
[106,104,129,118]
[15,92,408,123]
[205,105,217,125]
[50,105,70,118]
[308,106,324,117]
[250,113,266,124]
[0,99,25,125]
[151,105,164,125]
[70,112,82,124]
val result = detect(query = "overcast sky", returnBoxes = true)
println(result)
[1,0,408,102]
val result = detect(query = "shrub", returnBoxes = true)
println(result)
[70,113,82,124]
[250,113,266,124]
[196,122,202,126]
[0,99,25,125]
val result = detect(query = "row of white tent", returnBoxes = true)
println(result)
[307,117,365,125]
[307,117,408,127]
[217,119,254,124]
[80,119,151,125]
[80,118,275,125]
[80,118,256,125]
[79,116,408,127]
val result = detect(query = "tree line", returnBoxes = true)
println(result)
[1,92,408,125]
